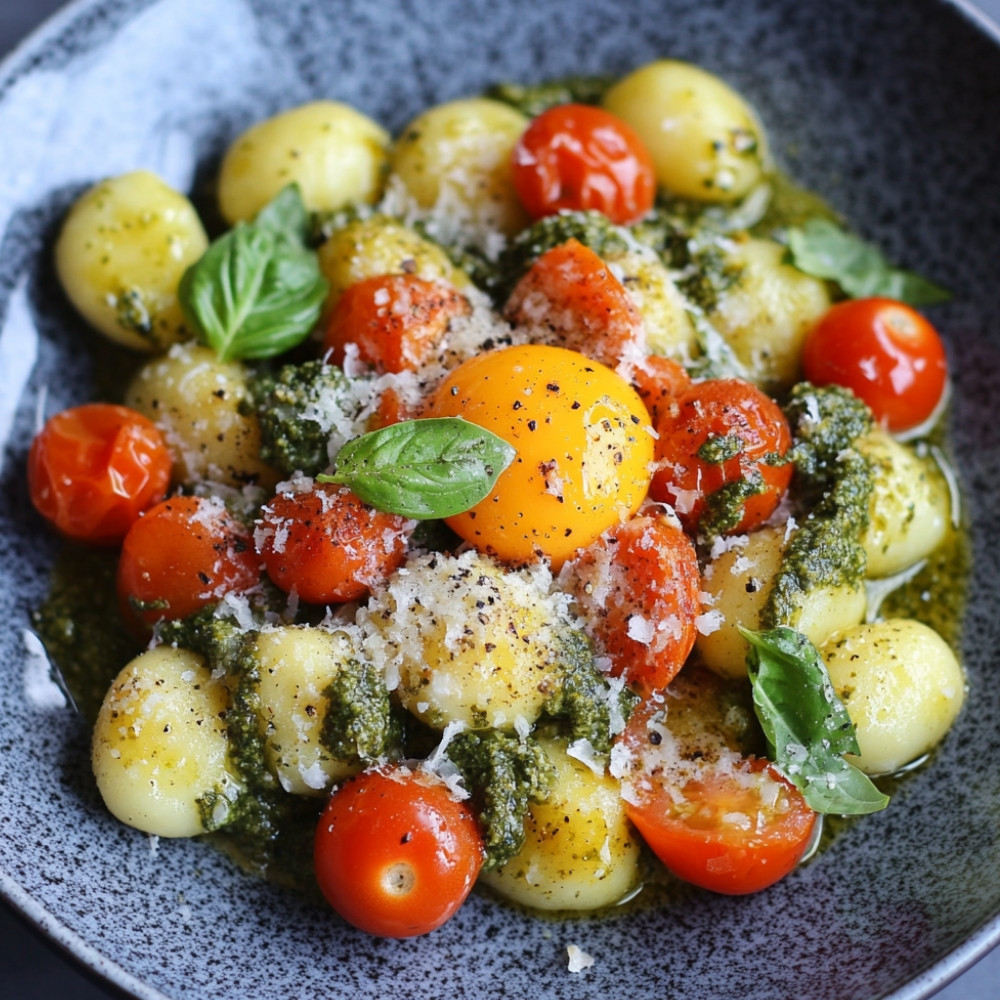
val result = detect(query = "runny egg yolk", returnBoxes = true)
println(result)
[426,343,654,567]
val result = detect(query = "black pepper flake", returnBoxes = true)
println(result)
[527,419,537,431]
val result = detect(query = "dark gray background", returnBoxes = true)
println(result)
[2,1,999,998]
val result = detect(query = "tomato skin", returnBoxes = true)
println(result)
[323,274,470,374]
[619,695,817,895]
[511,104,656,225]
[314,767,484,938]
[27,403,170,545]
[504,238,644,368]
[630,354,692,428]
[801,297,948,433]
[117,494,260,631]
[649,378,793,535]
[256,485,410,604]
[560,510,701,695]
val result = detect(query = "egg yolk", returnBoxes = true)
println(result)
[426,343,654,567]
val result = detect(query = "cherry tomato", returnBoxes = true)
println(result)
[323,274,470,374]
[629,354,692,427]
[511,103,656,225]
[560,510,701,695]
[314,767,484,937]
[256,484,410,604]
[619,684,817,895]
[27,403,170,545]
[801,297,948,433]
[117,494,260,631]
[504,238,644,368]
[650,378,793,536]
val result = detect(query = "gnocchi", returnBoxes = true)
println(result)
[92,646,241,837]
[252,625,366,796]
[479,736,641,910]
[821,619,966,775]
[55,170,208,351]
[124,342,278,488]
[217,101,391,224]
[603,59,768,202]
[390,97,530,242]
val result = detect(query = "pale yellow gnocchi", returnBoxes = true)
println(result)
[479,736,640,910]
[55,170,208,351]
[697,526,867,679]
[820,619,965,775]
[389,97,530,241]
[252,625,367,796]
[124,341,278,489]
[603,59,768,203]
[317,213,471,315]
[359,550,578,732]
[858,429,952,579]
[217,101,391,224]
[707,236,832,390]
[92,646,241,838]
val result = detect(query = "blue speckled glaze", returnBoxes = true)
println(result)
[2,1,1000,998]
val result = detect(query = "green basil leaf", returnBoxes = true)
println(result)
[318,417,517,519]
[786,218,950,307]
[179,185,327,362]
[741,625,890,815]
[254,182,310,244]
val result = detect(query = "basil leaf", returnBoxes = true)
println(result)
[319,417,517,519]
[179,185,328,362]
[741,625,890,815]
[786,218,950,306]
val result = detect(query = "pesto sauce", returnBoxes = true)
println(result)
[31,544,142,724]
[763,385,875,628]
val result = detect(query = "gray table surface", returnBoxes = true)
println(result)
[3,1,1000,998]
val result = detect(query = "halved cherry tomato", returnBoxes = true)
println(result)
[323,274,470,374]
[255,484,410,604]
[511,103,656,225]
[801,297,948,434]
[650,377,792,536]
[560,510,701,695]
[504,238,644,368]
[28,403,170,545]
[629,354,692,427]
[314,767,484,937]
[619,685,816,895]
[117,494,260,631]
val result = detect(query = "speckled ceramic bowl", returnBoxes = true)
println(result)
[2,1,1000,998]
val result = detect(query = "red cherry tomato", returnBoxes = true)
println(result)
[314,767,484,937]
[504,238,644,368]
[650,378,793,536]
[117,494,260,631]
[560,510,701,695]
[27,403,170,545]
[511,103,656,225]
[256,485,410,605]
[801,297,948,433]
[324,274,470,374]
[629,354,692,427]
[619,690,817,895]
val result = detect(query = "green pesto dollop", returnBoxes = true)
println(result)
[320,657,405,763]
[541,630,638,753]
[246,359,352,477]
[444,729,555,870]
[763,383,874,628]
